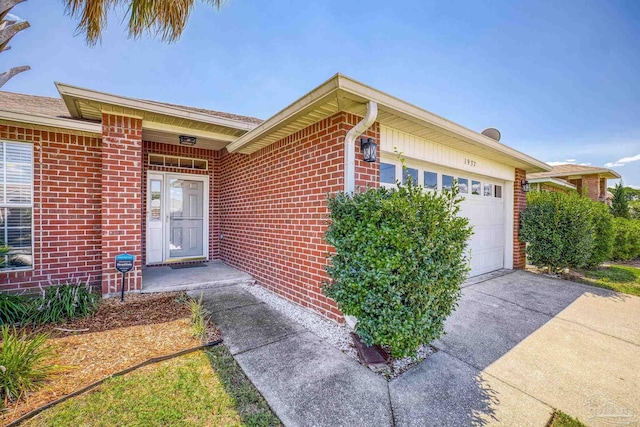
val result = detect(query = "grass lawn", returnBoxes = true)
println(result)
[548,410,587,427]
[24,347,281,427]
[579,264,640,297]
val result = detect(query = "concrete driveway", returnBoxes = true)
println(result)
[391,271,640,427]
[198,270,640,427]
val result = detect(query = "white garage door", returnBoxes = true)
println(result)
[380,161,506,277]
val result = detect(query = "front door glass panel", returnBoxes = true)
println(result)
[169,178,204,258]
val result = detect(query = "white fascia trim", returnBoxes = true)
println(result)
[336,75,551,173]
[528,177,577,190]
[226,75,341,153]
[0,109,102,134]
[141,121,238,143]
[55,82,258,132]
[226,73,551,173]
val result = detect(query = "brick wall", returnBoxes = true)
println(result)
[100,114,142,295]
[141,141,220,265]
[582,175,601,201]
[513,168,527,269]
[219,112,379,321]
[0,125,102,292]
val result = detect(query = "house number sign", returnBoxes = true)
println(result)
[464,158,477,167]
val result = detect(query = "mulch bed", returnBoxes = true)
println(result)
[2,292,221,426]
[27,292,192,338]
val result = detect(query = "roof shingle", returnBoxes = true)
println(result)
[0,91,263,125]
[528,164,620,179]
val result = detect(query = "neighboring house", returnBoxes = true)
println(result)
[527,164,621,203]
[0,74,550,321]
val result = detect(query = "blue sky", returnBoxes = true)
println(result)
[3,0,639,186]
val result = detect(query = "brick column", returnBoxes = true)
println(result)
[513,168,527,269]
[101,114,143,295]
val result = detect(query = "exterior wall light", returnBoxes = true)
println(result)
[360,137,377,163]
[179,135,197,146]
[521,180,531,193]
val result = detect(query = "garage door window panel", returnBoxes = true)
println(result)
[403,167,418,185]
[471,180,481,195]
[483,183,493,197]
[380,162,396,185]
[495,185,502,198]
[423,171,438,190]
[442,175,454,190]
[458,178,468,193]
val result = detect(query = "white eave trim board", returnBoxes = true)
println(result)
[0,109,102,134]
[226,75,341,153]
[55,82,258,132]
[528,177,577,190]
[142,121,238,143]
[226,73,551,173]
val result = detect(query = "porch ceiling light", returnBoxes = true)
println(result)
[360,137,377,163]
[521,179,531,193]
[179,135,197,146]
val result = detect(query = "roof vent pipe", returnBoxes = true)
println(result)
[344,101,378,192]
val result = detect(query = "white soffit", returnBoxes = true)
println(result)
[227,74,551,173]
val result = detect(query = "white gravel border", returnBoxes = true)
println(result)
[241,282,433,379]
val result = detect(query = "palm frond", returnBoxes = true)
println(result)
[64,0,224,45]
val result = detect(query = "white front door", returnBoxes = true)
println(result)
[146,173,209,264]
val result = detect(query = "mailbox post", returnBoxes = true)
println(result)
[115,253,135,302]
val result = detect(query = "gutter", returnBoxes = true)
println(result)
[344,101,378,192]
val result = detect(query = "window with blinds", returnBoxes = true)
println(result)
[0,141,33,271]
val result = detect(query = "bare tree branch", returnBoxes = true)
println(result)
[0,19,28,51]
[0,65,30,88]
[0,0,26,21]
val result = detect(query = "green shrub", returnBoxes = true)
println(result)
[585,201,614,267]
[520,191,596,271]
[323,178,473,358]
[611,218,640,261]
[0,293,30,325]
[0,325,54,407]
[29,281,99,325]
[611,182,630,218]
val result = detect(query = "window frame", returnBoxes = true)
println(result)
[0,140,34,272]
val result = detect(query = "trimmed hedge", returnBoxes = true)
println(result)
[323,178,472,358]
[520,191,596,271]
[586,201,615,267]
[611,218,640,261]
[520,191,619,271]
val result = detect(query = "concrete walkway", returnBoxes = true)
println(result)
[195,271,640,427]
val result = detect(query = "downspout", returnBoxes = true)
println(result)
[342,101,377,331]
[344,101,378,193]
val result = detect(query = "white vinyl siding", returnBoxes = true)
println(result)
[0,141,33,271]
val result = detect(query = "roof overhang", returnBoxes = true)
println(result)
[55,82,258,150]
[566,171,621,180]
[528,177,577,190]
[226,73,551,173]
[0,109,102,136]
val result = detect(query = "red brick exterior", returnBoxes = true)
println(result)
[0,125,102,292]
[561,175,608,202]
[513,168,527,269]
[2,107,528,322]
[219,112,379,321]
[100,114,143,295]
[141,141,220,264]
